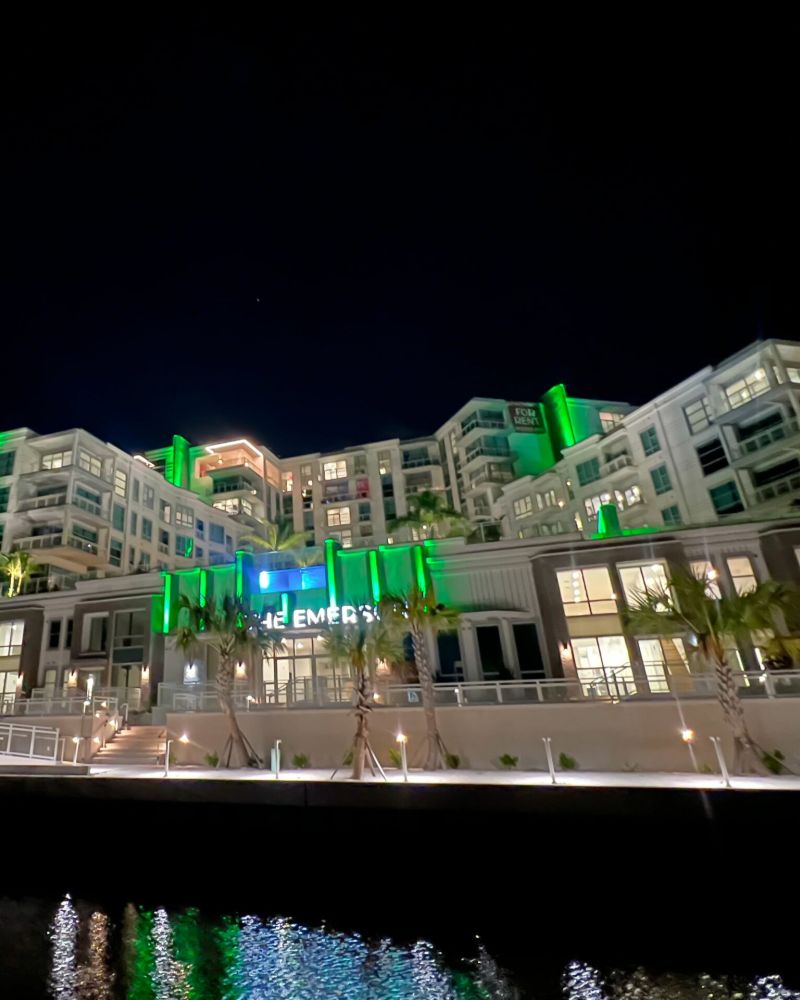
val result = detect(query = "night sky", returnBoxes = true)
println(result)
[2,12,796,457]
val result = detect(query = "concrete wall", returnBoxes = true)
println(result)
[167,698,800,774]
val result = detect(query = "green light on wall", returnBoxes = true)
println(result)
[542,384,576,455]
[169,434,191,489]
[413,545,427,596]
[325,538,338,607]
[368,549,381,603]
[199,569,207,607]
[235,551,245,601]
[161,572,172,634]
[596,503,621,537]
[281,592,290,620]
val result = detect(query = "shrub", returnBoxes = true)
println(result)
[204,751,219,768]
[558,752,578,771]
[388,747,403,768]
[498,753,518,769]
[342,749,354,766]
[762,749,786,775]
[446,752,461,769]
[292,753,310,769]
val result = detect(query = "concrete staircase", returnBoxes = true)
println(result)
[92,725,164,766]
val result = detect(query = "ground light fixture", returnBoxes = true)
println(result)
[163,734,188,778]
[680,728,696,743]
[395,732,409,782]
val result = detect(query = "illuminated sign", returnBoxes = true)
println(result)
[508,403,545,433]
[263,604,380,630]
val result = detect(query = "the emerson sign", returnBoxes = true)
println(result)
[262,604,380,630]
[508,403,545,433]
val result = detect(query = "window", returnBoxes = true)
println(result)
[623,485,642,507]
[358,502,371,522]
[78,450,102,478]
[143,485,155,509]
[727,556,757,596]
[329,529,353,548]
[112,503,125,531]
[709,481,745,515]
[556,567,616,616]
[282,472,294,493]
[83,615,108,653]
[571,636,636,697]
[696,437,728,476]
[301,464,313,486]
[109,539,123,567]
[130,511,138,536]
[513,496,534,519]
[195,547,203,559]
[213,498,239,514]
[0,621,24,656]
[618,562,669,607]
[599,411,625,433]
[139,552,150,570]
[175,505,194,527]
[326,506,351,526]
[378,450,392,475]
[132,479,140,503]
[640,426,660,456]
[65,619,73,648]
[323,460,347,481]
[0,451,15,477]
[661,505,682,526]
[196,519,205,538]
[159,500,172,523]
[650,465,672,495]
[48,620,62,650]
[583,492,613,518]
[42,449,72,470]
[576,458,600,486]
[690,560,722,598]
[360,524,373,537]
[725,367,769,409]
[635,638,686,694]
[114,469,127,497]
[141,517,153,542]
[128,546,136,567]
[684,397,712,435]
[209,523,225,544]
[175,535,193,558]
[158,529,170,553]
[786,367,800,384]
[0,487,9,514]
[538,489,557,509]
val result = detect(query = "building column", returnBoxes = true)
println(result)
[457,621,481,681]
[498,618,520,678]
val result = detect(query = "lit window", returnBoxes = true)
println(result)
[326,506,351,527]
[78,450,102,478]
[786,367,800,384]
[301,464,313,486]
[0,620,24,657]
[143,485,155,509]
[635,638,687,693]
[583,492,612,518]
[571,636,636,697]
[684,397,712,435]
[42,449,72,470]
[114,469,128,497]
[159,500,172,524]
[624,485,642,507]
[618,562,669,608]
[323,460,347,481]
[175,505,195,528]
[690,560,721,599]
[556,567,617,616]
[640,426,660,457]
[599,411,625,433]
[329,529,353,548]
[282,473,294,493]
[725,368,769,409]
[727,556,757,596]
[513,496,534,519]
[213,498,240,514]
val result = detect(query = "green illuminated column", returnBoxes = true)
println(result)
[161,572,173,634]
[235,551,245,602]
[596,502,622,537]
[368,549,382,604]
[542,384,577,458]
[325,538,339,608]
[412,545,428,596]
[168,434,191,489]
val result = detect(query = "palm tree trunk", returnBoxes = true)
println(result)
[410,622,446,770]
[216,656,256,767]
[709,646,761,774]
[351,668,371,780]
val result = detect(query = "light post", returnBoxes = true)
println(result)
[271,738,282,778]
[72,736,83,765]
[396,732,409,782]
[542,736,557,784]
[164,733,189,776]
[710,736,732,788]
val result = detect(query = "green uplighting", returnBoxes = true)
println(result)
[595,502,621,537]
[199,569,208,607]
[324,538,338,607]
[161,572,173,634]
[368,549,381,603]
[413,545,427,596]
[235,551,245,601]
[169,434,191,489]
[542,383,576,455]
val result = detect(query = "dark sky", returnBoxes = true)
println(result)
[2,12,797,457]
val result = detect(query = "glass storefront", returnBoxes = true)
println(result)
[262,634,353,705]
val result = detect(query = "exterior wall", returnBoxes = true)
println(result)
[166,697,800,773]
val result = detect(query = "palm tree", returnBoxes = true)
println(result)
[238,517,309,555]
[624,566,800,774]
[380,584,459,770]
[0,550,38,597]
[388,490,470,541]
[175,595,284,767]
[322,618,403,779]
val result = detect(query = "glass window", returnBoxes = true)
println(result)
[513,496,533,519]
[684,397,712,435]
[786,367,800,384]
[143,485,155,509]
[640,426,660,456]
[583,492,613,518]
[690,560,722,599]
[0,451,15,476]
[132,479,140,503]
[556,567,616,616]
[326,506,351,526]
[141,517,153,542]
[209,523,225,544]
[159,529,170,552]
[301,464,313,485]
[175,534,193,558]
[661,504,682,526]
[0,620,24,656]
[709,481,745,515]
[282,472,294,493]
[84,615,108,653]
[624,485,642,507]
[650,465,672,495]
[323,460,347,481]
[109,539,123,567]
[47,620,61,650]
[378,450,392,475]
[727,556,757,596]
[130,511,138,536]
[599,411,625,433]
[175,505,194,527]
[159,499,172,523]
[696,437,729,476]
[112,503,125,531]
[618,562,669,607]
[42,449,72,470]
[128,546,136,567]
[0,486,9,514]
[196,518,205,537]
[571,636,636,697]
[636,638,671,693]
[725,367,769,409]
[78,450,102,478]
[576,458,600,486]
[140,552,150,570]
[114,469,127,497]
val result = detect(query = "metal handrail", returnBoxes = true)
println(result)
[0,721,61,761]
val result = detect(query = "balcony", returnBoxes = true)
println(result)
[17,491,105,520]
[467,469,515,491]
[599,453,635,478]
[15,533,104,570]
[401,455,438,469]
[212,477,259,496]
[730,418,800,464]
[463,446,513,465]
[755,471,800,505]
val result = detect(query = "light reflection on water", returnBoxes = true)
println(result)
[46,897,799,999]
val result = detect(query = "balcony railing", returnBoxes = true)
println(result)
[401,456,438,469]
[15,533,100,556]
[755,472,800,504]
[461,418,507,435]
[468,469,514,488]
[600,454,634,476]
[732,418,800,459]
[17,492,103,517]
[464,446,512,463]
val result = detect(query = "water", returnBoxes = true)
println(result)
[2,896,798,998]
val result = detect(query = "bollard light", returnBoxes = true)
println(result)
[179,733,189,744]
[680,728,696,744]
[395,732,409,782]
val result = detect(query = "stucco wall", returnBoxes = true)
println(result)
[166,698,800,773]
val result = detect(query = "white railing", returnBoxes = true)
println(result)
[756,472,800,504]
[2,695,118,718]
[601,454,634,476]
[157,670,800,713]
[0,721,61,761]
[732,418,800,459]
